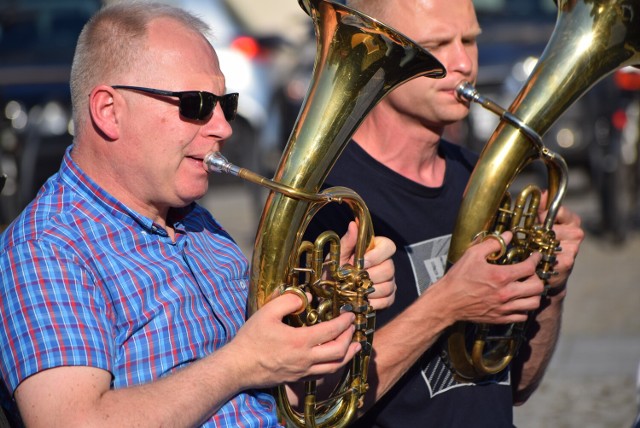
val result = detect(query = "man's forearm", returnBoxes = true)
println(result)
[357,285,452,414]
[16,343,249,428]
[511,286,567,405]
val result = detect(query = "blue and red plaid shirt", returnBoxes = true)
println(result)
[0,146,279,427]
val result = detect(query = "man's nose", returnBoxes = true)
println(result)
[447,41,474,75]
[204,105,234,140]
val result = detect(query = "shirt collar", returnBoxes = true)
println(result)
[59,145,195,235]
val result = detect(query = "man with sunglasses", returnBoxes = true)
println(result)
[0,2,396,427]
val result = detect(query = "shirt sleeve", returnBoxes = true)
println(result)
[0,239,114,394]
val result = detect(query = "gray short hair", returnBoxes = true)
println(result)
[70,1,211,137]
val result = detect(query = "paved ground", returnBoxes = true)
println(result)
[202,168,640,428]
[510,186,640,428]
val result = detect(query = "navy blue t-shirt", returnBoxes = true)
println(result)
[305,140,515,427]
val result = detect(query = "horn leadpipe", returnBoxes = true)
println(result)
[455,81,569,231]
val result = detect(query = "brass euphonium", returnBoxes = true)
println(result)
[446,0,640,381]
[205,0,445,425]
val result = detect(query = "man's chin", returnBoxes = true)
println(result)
[442,106,471,124]
[177,184,209,205]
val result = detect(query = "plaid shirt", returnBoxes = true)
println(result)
[0,146,279,427]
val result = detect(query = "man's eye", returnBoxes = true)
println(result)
[423,44,441,52]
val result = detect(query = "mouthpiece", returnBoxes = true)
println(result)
[454,81,544,150]
[455,80,478,103]
[203,151,241,176]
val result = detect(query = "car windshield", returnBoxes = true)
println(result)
[154,0,245,47]
[0,0,100,66]
[474,0,557,17]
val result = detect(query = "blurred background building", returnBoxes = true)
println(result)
[0,1,639,427]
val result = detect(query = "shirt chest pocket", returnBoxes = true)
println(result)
[181,249,249,337]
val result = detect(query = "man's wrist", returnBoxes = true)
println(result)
[544,281,567,298]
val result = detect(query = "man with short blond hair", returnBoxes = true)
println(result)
[307,0,584,426]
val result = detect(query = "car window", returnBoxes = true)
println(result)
[0,0,101,66]
[145,0,244,47]
[474,0,557,18]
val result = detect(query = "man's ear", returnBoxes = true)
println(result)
[89,85,120,140]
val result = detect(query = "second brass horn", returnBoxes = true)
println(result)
[207,0,445,426]
[446,0,640,381]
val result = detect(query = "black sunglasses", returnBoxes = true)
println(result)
[111,85,239,121]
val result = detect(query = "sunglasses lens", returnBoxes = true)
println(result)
[178,92,237,121]
[179,92,207,120]
[221,93,238,121]
[199,92,216,120]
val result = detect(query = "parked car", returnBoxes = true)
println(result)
[0,0,102,225]
[592,66,640,242]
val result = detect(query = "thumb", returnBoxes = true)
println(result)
[339,221,358,265]
[364,235,396,269]
[476,230,513,261]
[265,291,308,318]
